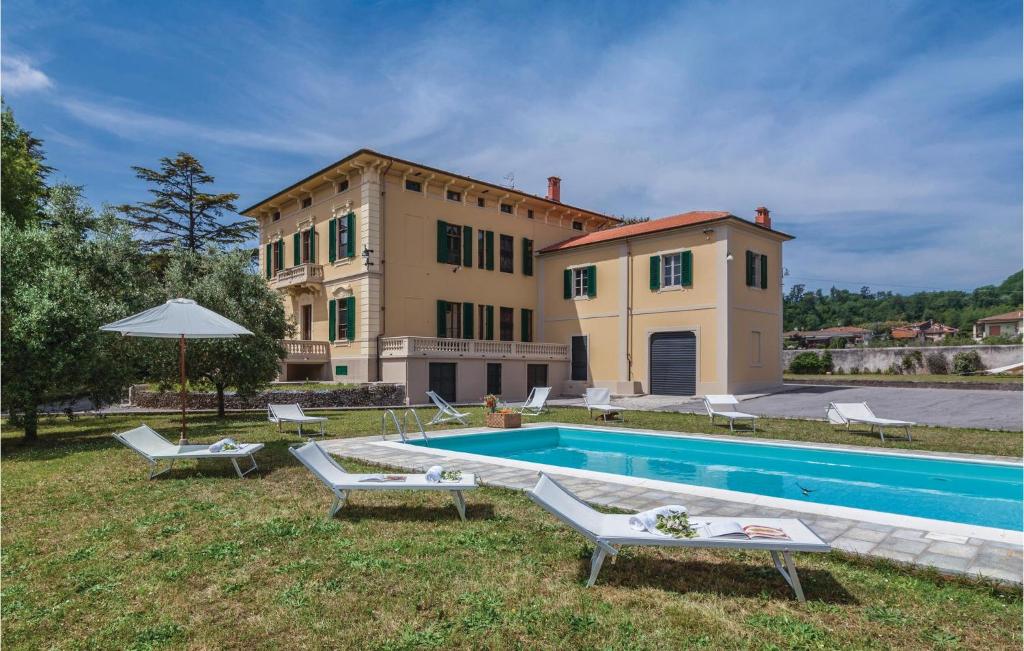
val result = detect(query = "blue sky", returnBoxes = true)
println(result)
[4,0,1021,293]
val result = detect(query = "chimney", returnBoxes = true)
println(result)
[754,206,771,229]
[547,176,561,202]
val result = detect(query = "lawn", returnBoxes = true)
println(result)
[784,373,1022,385]
[2,410,1021,650]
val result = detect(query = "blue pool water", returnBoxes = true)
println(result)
[410,426,1024,530]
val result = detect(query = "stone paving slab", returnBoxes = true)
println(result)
[322,435,1023,585]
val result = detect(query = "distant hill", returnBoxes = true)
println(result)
[783,271,1023,332]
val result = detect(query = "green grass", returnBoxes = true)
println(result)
[785,373,1022,385]
[2,410,1021,649]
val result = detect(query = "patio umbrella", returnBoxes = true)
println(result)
[100,298,253,444]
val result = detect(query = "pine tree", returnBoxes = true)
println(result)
[1,101,52,227]
[118,152,256,252]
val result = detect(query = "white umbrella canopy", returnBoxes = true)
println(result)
[100,298,253,444]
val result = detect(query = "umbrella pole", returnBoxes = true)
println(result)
[179,334,188,445]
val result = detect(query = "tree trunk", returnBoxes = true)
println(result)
[216,385,226,418]
[22,405,38,443]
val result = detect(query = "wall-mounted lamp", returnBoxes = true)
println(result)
[726,251,734,261]
[362,246,375,267]
[702,228,714,240]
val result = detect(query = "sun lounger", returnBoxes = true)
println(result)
[528,472,829,601]
[704,394,758,432]
[827,402,913,441]
[508,387,551,416]
[426,390,471,426]
[584,388,622,421]
[289,441,478,519]
[268,403,327,437]
[113,424,264,479]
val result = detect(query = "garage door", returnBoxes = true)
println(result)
[649,331,696,396]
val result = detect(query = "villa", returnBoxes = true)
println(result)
[242,149,792,402]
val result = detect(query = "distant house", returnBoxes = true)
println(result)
[784,326,872,348]
[973,310,1024,340]
[890,320,958,344]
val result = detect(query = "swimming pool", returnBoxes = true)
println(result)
[409,426,1023,530]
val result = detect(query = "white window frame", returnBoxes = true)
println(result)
[444,301,462,339]
[336,218,351,260]
[662,252,683,288]
[750,251,766,290]
[336,299,350,341]
[572,267,589,298]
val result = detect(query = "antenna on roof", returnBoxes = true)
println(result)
[503,172,515,188]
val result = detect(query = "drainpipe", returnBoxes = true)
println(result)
[625,240,633,382]
[375,159,393,383]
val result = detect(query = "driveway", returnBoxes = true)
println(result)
[552,384,1023,430]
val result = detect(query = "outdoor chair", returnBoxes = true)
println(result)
[703,394,758,432]
[113,424,264,479]
[508,387,552,416]
[584,388,622,421]
[426,390,471,426]
[528,472,829,601]
[826,402,913,441]
[289,441,478,519]
[268,403,327,437]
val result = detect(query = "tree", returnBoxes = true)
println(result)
[117,153,256,253]
[1,186,155,442]
[149,249,291,416]
[1,102,52,227]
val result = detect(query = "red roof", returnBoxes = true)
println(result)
[538,211,791,253]
[977,310,1024,324]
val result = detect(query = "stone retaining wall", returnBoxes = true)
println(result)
[131,383,405,410]
[783,345,1022,374]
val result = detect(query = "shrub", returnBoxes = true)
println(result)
[982,334,1022,345]
[821,352,834,373]
[952,351,983,375]
[901,350,923,373]
[827,337,847,349]
[789,352,826,374]
[925,352,949,375]
[849,366,861,375]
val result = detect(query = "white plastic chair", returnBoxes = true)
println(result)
[289,441,477,519]
[268,403,327,437]
[703,395,758,432]
[584,388,621,421]
[528,472,829,601]
[426,390,471,426]
[113,424,264,479]
[827,402,913,441]
[511,387,552,416]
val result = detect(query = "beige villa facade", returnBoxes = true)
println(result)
[242,149,792,403]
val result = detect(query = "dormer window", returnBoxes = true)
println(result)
[336,179,349,193]
[447,190,462,202]
[527,209,534,219]
[477,197,485,208]
[301,197,312,209]
[500,203,513,214]
[572,221,583,231]
[405,179,422,192]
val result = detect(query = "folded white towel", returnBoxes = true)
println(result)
[628,505,688,534]
[208,438,236,453]
[425,465,443,483]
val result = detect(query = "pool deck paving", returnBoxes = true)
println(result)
[321,427,1023,585]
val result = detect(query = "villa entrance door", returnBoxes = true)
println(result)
[300,304,312,340]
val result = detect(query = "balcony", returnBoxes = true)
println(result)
[271,263,324,293]
[281,340,330,362]
[380,336,568,361]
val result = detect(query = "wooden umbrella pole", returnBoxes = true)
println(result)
[179,334,188,445]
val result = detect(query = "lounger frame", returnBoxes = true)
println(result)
[827,402,913,442]
[268,403,327,438]
[704,394,758,432]
[426,390,471,426]
[113,425,263,479]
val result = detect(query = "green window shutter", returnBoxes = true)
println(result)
[485,231,494,270]
[521,308,532,342]
[463,225,472,267]
[563,269,572,299]
[485,305,494,340]
[265,244,272,278]
[436,300,447,338]
[760,254,768,289]
[463,302,474,339]
[328,219,337,262]
[276,240,284,270]
[328,299,337,342]
[522,238,533,276]
[587,265,597,298]
[293,232,301,265]
[436,220,448,263]
[746,251,755,286]
[346,212,356,258]
[682,250,693,286]
[345,296,356,340]
[649,255,661,291]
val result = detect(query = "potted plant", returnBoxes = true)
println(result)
[484,399,521,428]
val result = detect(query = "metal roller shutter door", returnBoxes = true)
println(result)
[649,331,696,396]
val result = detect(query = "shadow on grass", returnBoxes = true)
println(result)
[330,503,496,522]
[775,384,852,395]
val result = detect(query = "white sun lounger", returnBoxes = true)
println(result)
[113,424,264,479]
[584,388,622,421]
[827,402,914,442]
[268,403,327,437]
[509,386,551,416]
[528,473,829,601]
[289,441,478,519]
[426,390,471,426]
[704,395,758,432]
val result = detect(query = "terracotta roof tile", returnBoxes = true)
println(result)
[976,310,1024,323]
[538,211,792,253]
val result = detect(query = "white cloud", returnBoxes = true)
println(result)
[2,56,53,93]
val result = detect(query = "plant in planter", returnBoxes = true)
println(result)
[483,394,498,413]
[485,407,521,428]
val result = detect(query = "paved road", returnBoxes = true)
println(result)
[553,384,1023,430]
